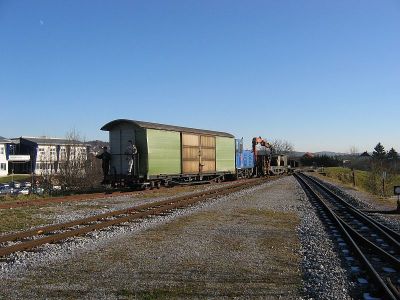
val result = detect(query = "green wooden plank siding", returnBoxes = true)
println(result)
[147,129,181,176]
[216,137,235,172]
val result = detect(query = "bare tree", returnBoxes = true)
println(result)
[39,156,55,193]
[57,129,102,191]
[269,139,294,155]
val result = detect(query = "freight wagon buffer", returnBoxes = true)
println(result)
[100,119,236,187]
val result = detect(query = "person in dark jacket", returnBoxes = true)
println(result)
[96,146,112,184]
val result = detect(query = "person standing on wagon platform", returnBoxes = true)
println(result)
[96,146,112,184]
[125,140,137,175]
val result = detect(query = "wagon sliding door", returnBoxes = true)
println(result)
[182,133,200,174]
[181,133,216,174]
[200,135,216,173]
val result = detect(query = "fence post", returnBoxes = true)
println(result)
[397,194,400,212]
[382,171,387,197]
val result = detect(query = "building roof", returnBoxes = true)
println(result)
[0,136,11,143]
[15,136,87,146]
[360,151,371,157]
[303,152,314,158]
[101,119,234,138]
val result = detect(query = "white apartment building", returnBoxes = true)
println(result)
[0,136,11,177]
[11,137,89,175]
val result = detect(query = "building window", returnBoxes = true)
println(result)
[0,163,6,170]
[50,148,56,160]
[0,147,4,155]
[59,148,66,160]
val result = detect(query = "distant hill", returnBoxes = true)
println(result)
[290,151,347,157]
[314,151,347,157]
[290,151,306,157]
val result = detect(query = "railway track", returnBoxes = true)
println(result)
[0,178,266,259]
[0,180,251,210]
[0,189,140,209]
[295,172,400,300]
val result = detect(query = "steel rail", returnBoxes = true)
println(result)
[0,181,254,243]
[338,218,400,299]
[303,173,400,243]
[295,173,398,300]
[299,173,400,256]
[0,178,266,258]
[338,217,400,270]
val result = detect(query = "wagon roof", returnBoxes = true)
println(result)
[101,119,234,138]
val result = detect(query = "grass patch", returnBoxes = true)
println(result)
[0,193,46,204]
[232,208,299,229]
[321,167,400,202]
[0,174,31,184]
[1,201,302,298]
[116,288,185,300]
[0,207,51,233]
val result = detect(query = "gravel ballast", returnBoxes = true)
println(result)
[0,176,352,299]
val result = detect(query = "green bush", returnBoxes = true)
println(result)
[324,167,400,197]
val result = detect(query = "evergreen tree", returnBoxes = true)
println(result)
[387,147,399,161]
[372,142,386,160]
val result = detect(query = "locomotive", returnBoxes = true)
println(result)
[100,119,285,188]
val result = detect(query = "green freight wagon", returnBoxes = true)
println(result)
[100,119,235,187]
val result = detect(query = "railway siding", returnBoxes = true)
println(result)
[0,177,300,298]
[0,183,241,234]
[0,176,354,298]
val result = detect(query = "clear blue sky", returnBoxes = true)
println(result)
[1,1,399,153]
